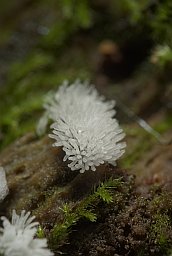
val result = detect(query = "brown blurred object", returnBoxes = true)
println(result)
[98,40,122,62]
[96,40,125,81]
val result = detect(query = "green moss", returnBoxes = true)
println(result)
[147,191,172,253]
[0,0,93,151]
[0,91,42,149]
[49,177,123,249]
[8,52,55,82]
[151,214,170,247]
[40,0,92,50]
[41,20,76,49]
[37,225,46,239]
[0,45,90,150]
[61,182,172,256]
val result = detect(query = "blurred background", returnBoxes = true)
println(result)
[0,0,172,153]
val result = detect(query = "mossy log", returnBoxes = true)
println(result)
[0,133,172,255]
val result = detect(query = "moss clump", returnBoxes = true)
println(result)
[49,177,123,250]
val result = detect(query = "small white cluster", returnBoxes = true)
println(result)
[0,210,54,256]
[0,167,9,202]
[49,80,126,173]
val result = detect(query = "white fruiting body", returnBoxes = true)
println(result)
[49,80,126,173]
[0,210,54,256]
[0,167,9,202]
